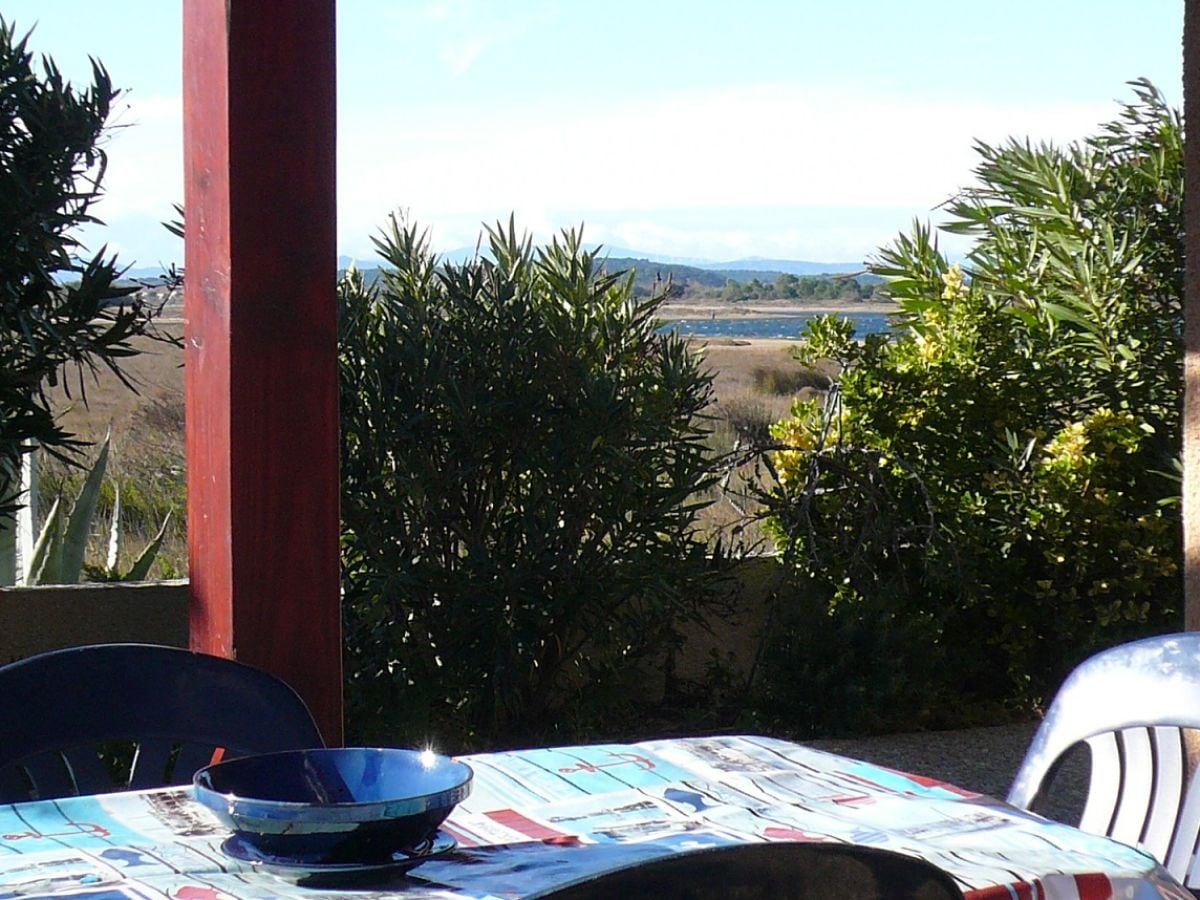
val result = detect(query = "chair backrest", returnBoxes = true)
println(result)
[1007,632,1200,888]
[530,842,963,900]
[0,643,324,803]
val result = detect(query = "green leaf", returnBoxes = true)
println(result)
[59,433,110,584]
[25,496,62,586]
[122,510,171,582]
[1039,301,1093,329]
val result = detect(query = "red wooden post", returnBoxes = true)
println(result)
[183,0,342,743]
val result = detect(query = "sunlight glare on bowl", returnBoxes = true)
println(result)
[419,748,438,769]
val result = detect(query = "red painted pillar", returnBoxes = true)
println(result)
[183,0,342,743]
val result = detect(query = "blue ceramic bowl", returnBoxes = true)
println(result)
[193,748,472,863]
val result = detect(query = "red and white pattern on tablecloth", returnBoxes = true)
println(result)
[0,735,1190,899]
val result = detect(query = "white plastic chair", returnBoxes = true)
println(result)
[1008,632,1200,888]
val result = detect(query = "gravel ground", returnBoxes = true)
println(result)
[806,721,1090,824]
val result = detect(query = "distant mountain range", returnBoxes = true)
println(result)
[704,257,864,276]
[337,248,866,280]
[119,249,868,284]
[598,258,878,291]
[343,254,881,299]
[116,263,183,281]
[564,247,866,276]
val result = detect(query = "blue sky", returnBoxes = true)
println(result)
[2,0,1185,266]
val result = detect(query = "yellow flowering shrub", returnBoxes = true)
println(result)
[769,399,829,487]
[754,84,1182,735]
[1038,410,1142,479]
[941,263,966,301]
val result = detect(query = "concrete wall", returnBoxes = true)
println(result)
[0,559,783,700]
[0,580,189,665]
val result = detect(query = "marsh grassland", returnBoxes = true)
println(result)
[694,339,833,549]
[43,324,186,578]
[43,322,831,575]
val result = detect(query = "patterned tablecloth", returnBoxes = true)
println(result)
[0,735,1190,899]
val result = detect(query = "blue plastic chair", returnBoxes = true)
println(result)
[530,842,963,899]
[1008,632,1200,889]
[0,643,324,803]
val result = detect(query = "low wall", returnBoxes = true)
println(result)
[0,580,189,665]
[0,558,784,695]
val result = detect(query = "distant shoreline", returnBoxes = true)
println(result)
[658,301,898,321]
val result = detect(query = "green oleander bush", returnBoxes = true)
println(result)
[339,216,727,748]
[0,18,168,513]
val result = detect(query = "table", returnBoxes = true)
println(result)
[0,735,1189,899]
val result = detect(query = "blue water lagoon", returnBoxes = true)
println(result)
[659,311,896,341]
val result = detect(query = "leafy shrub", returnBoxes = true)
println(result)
[37,391,188,580]
[339,216,726,747]
[748,576,949,737]
[28,434,170,585]
[757,82,1183,731]
[0,19,168,509]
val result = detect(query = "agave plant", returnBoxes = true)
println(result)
[25,435,171,585]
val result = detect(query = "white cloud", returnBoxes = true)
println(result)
[604,222,758,260]
[345,87,1108,215]
[96,93,182,220]
[389,0,560,76]
[80,81,1120,263]
[336,82,1112,258]
[588,215,972,264]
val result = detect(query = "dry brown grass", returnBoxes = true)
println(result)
[690,339,831,552]
[41,330,823,576]
[696,339,834,400]
[49,327,183,441]
[42,325,187,578]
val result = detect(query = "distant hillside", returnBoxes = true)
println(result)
[376,246,867,276]
[348,256,880,303]
[601,257,774,289]
[710,257,864,276]
[592,248,865,276]
[119,251,867,282]
[115,264,181,282]
[119,253,879,303]
[598,257,879,299]
[348,258,843,288]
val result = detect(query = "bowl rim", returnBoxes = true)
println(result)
[192,747,473,819]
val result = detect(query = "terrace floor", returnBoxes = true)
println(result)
[810,721,1087,823]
